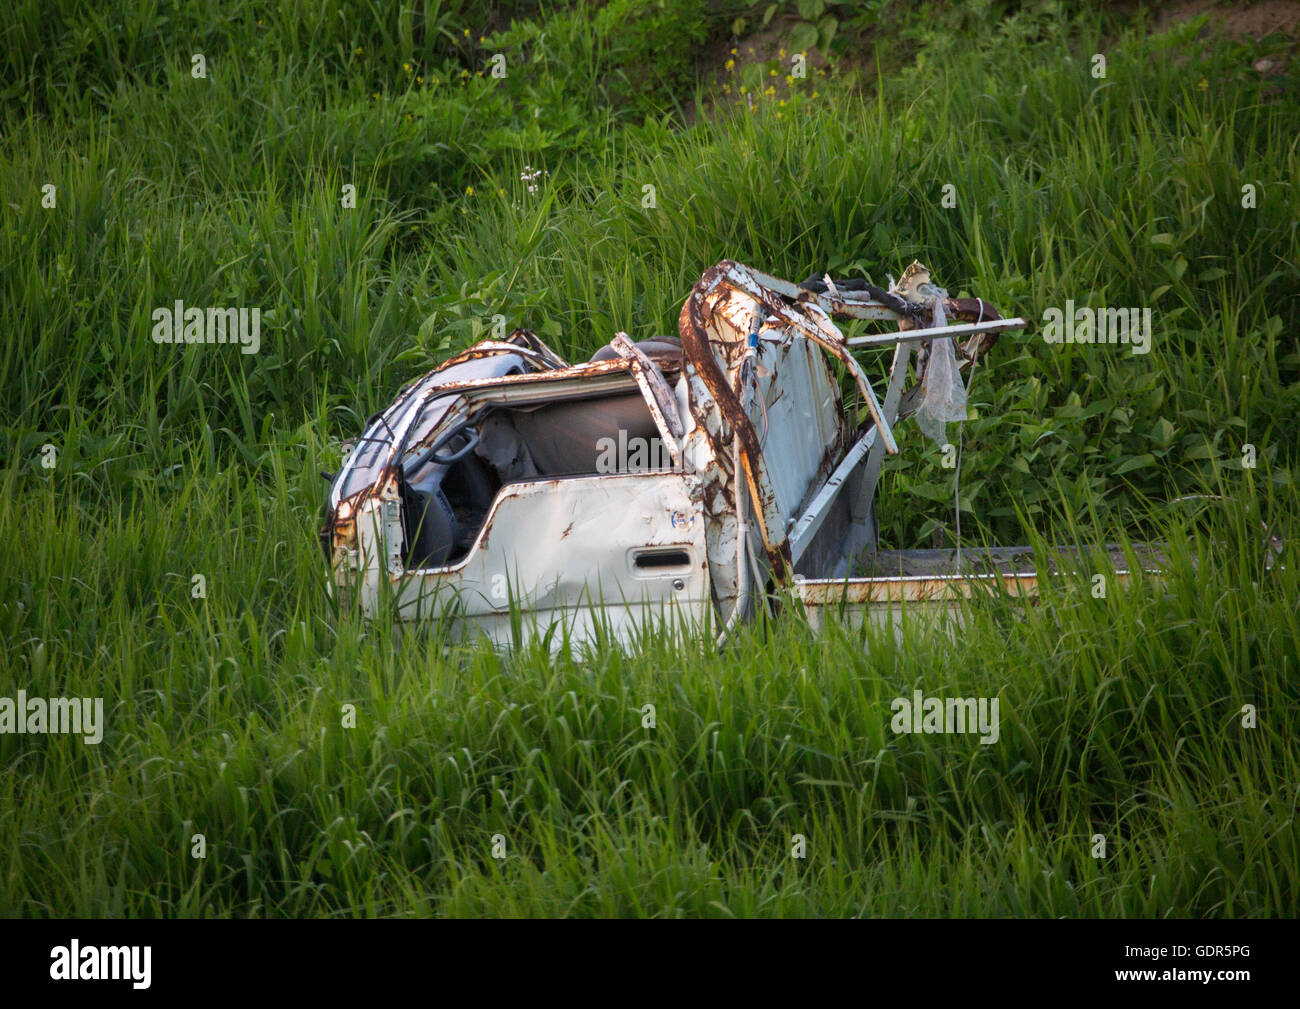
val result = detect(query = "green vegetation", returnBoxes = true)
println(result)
[1,0,1296,916]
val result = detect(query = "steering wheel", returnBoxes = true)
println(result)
[410,422,481,470]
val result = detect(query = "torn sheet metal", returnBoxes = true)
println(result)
[321,260,1031,647]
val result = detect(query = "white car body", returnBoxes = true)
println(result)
[320,260,1123,648]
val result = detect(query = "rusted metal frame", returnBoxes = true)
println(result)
[807,294,906,321]
[944,300,1007,365]
[611,332,686,439]
[678,274,792,573]
[812,297,908,321]
[619,358,685,472]
[504,328,570,369]
[792,560,1159,605]
[425,355,640,392]
[676,261,905,575]
[438,329,569,371]
[798,570,1050,604]
[705,262,899,454]
[732,264,904,322]
[792,570,1037,604]
[432,367,642,406]
[722,263,812,303]
[440,339,559,372]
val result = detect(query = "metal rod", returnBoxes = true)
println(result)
[845,317,1027,348]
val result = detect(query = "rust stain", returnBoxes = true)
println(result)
[679,275,792,575]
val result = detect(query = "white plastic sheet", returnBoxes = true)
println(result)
[914,292,967,446]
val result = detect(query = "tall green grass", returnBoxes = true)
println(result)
[2,456,1295,915]
[0,0,1296,915]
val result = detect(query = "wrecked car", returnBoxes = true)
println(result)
[321,260,1154,646]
